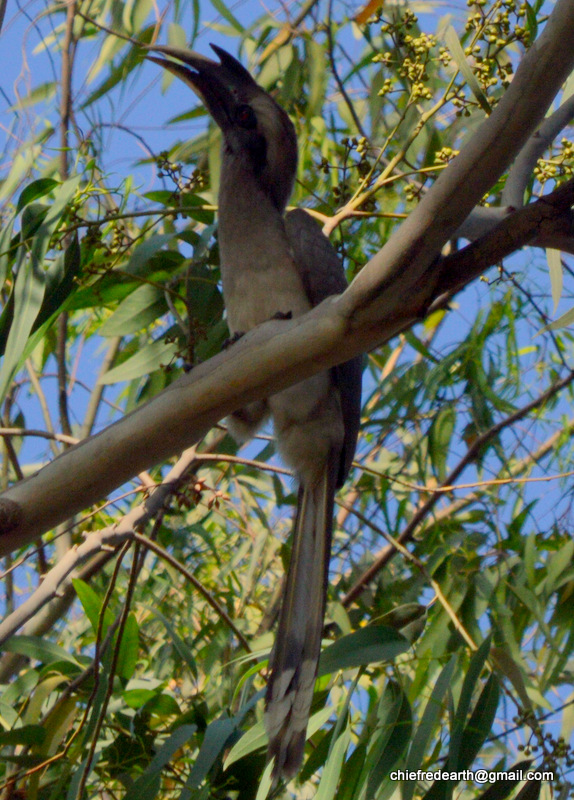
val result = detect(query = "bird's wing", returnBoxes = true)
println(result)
[285,208,362,486]
[285,208,348,301]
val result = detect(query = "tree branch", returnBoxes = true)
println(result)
[0,436,254,653]
[457,95,574,241]
[502,94,574,209]
[0,446,202,644]
[434,176,574,299]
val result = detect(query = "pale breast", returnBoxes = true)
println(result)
[222,260,311,334]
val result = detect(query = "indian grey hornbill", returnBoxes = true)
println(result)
[146,43,362,780]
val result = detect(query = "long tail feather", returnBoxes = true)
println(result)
[265,462,336,781]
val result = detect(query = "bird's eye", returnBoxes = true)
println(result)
[235,104,257,129]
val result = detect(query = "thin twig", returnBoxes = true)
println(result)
[339,501,478,651]
[56,0,76,440]
[326,0,367,139]
[195,452,290,476]
[133,532,251,651]
[76,540,136,799]
[80,337,122,439]
[25,360,59,457]
[0,442,238,645]
[0,427,78,445]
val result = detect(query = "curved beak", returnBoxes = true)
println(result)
[144,44,256,132]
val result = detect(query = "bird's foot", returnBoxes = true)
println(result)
[222,330,245,350]
[182,362,194,373]
[222,313,291,351]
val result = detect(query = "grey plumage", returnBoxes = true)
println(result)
[146,43,362,781]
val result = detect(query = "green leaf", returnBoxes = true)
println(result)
[544,538,574,595]
[538,302,574,333]
[0,724,46,746]
[379,603,427,632]
[0,216,15,291]
[523,531,537,588]
[16,179,60,213]
[124,688,157,709]
[258,46,294,91]
[0,232,82,363]
[315,721,351,800]
[254,759,274,800]
[0,248,46,401]
[123,724,197,800]
[224,719,267,768]
[561,68,574,106]
[97,338,178,384]
[474,761,533,800]
[403,656,457,800]
[67,752,102,800]
[1,636,80,666]
[491,647,533,712]
[186,263,223,326]
[184,716,237,790]
[448,636,492,771]
[366,681,412,797]
[142,693,181,717]
[209,0,244,32]
[116,613,140,681]
[458,674,500,769]
[167,22,188,50]
[0,175,81,400]
[72,578,114,637]
[546,248,563,312]
[1,669,39,705]
[515,779,542,800]
[99,284,167,337]
[82,30,151,107]
[444,26,491,114]
[429,405,455,481]
[306,40,328,118]
[1,754,46,767]
[13,82,56,110]
[132,0,154,30]
[0,141,43,202]
[146,606,198,678]
[318,624,410,676]
[404,330,436,360]
[45,232,82,301]
[179,193,216,225]
[143,190,178,205]
[523,1,538,39]
[335,740,367,800]
[122,234,178,276]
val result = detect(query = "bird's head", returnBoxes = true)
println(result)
[145,44,298,212]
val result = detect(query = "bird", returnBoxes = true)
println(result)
[146,43,362,781]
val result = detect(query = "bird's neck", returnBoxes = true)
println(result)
[216,155,309,334]
[217,156,291,265]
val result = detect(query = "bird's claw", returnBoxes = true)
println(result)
[222,313,291,351]
[222,330,245,350]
